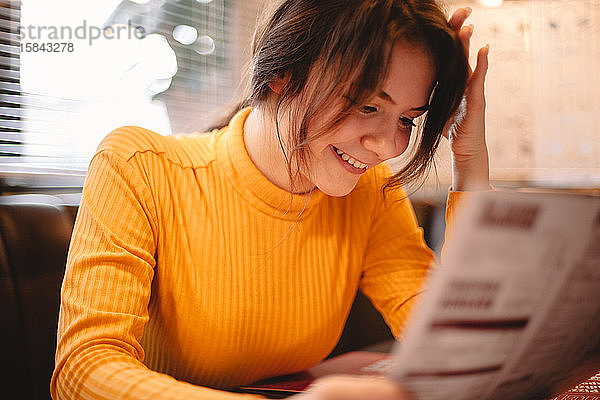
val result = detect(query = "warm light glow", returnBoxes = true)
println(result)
[194,35,215,55]
[20,0,176,162]
[479,0,503,7]
[173,25,198,45]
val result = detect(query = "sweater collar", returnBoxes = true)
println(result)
[217,107,326,220]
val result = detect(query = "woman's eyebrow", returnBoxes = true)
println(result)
[377,90,396,104]
[377,90,429,111]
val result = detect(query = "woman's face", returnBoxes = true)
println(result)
[300,43,436,197]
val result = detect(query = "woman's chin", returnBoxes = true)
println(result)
[316,179,360,197]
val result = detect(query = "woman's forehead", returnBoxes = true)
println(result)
[379,43,436,110]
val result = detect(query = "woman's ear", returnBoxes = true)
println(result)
[268,73,290,95]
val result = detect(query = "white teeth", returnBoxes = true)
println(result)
[334,147,367,169]
[350,159,365,168]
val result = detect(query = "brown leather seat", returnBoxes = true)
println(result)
[0,195,78,400]
[0,194,445,399]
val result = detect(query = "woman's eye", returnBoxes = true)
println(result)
[399,117,416,130]
[358,105,378,115]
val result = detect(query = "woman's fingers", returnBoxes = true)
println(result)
[449,8,474,73]
[448,7,472,31]
[296,375,415,400]
[459,24,474,75]
[442,44,489,140]
[459,24,473,56]
[470,45,490,97]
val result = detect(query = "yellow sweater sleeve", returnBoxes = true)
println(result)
[359,167,471,339]
[442,188,484,260]
[51,150,261,400]
[359,166,434,339]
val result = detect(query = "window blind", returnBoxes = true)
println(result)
[0,1,24,187]
[0,0,264,193]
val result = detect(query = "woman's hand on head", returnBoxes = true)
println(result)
[289,375,415,400]
[444,7,491,191]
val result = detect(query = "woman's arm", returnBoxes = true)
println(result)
[442,8,493,249]
[51,139,260,400]
[445,7,491,192]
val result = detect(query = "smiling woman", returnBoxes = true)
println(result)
[51,1,489,399]
[229,0,470,197]
[244,42,438,197]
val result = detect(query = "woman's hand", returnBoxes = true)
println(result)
[289,375,415,400]
[444,7,491,191]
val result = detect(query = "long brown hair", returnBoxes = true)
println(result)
[211,0,469,194]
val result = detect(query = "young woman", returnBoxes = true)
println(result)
[51,0,489,399]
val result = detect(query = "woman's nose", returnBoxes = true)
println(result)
[360,128,407,161]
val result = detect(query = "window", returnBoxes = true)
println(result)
[0,0,264,193]
[3,0,598,195]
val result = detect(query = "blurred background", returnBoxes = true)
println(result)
[0,0,598,198]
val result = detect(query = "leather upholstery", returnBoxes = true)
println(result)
[0,196,78,400]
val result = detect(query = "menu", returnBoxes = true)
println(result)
[388,191,600,400]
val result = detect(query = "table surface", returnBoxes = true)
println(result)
[240,351,600,399]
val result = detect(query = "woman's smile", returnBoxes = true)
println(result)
[331,145,370,174]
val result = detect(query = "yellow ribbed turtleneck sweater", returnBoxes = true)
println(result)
[52,108,461,399]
